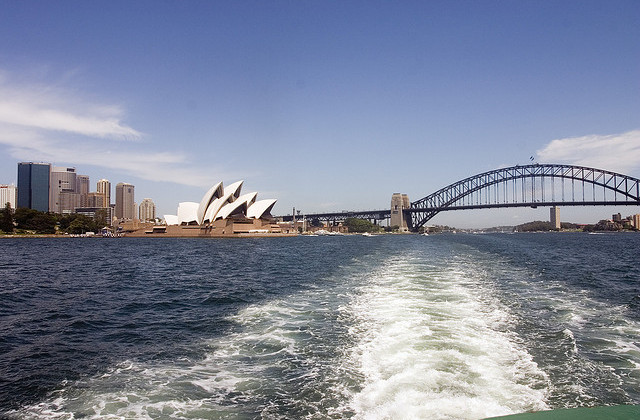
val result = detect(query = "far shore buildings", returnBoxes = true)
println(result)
[13,162,139,225]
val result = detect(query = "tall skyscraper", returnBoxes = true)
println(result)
[17,162,51,212]
[97,179,111,207]
[0,184,17,209]
[115,182,135,220]
[139,198,156,221]
[50,167,79,214]
[77,175,90,207]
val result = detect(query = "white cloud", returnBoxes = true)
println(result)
[0,70,228,188]
[0,81,142,140]
[0,124,219,187]
[537,130,640,175]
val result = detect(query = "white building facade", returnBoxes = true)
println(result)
[97,179,111,207]
[139,198,156,221]
[0,184,17,209]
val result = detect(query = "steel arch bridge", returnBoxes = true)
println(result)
[407,164,640,231]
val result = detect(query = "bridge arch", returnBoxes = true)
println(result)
[407,164,640,231]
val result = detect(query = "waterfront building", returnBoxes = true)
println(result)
[139,198,156,222]
[97,179,111,207]
[390,193,410,232]
[632,214,640,230]
[50,167,80,214]
[550,206,560,229]
[0,184,17,209]
[17,162,51,212]
[165,180,277,226]
[115,182,135,220]
[612,213,622,223]
[136,180,284,237]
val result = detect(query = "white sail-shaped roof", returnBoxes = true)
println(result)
[197,181,223,225]
[223,180,243,201]
[177,202,199,225]
[217,199,248,220]
[203,190,235,223]
[164,214,179,225]
[167,181,276,226]
[236,192,258,208]
[246,199,277,219]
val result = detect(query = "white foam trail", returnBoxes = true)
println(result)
[10,285,360,419]
[344,255,549,419]
[498,261,640,404]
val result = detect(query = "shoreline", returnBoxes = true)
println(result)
[1,230,638,239]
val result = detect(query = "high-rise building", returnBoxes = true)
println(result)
[0,184,17,209]
[86,192,106,208]
[115,182,135,220]
[632,214,640,230]
[17,162,51,212]
[77,175,90,207]
[139,198,156,221]
[97,179,111,207]
[50,167,79,214]
[550,206,560,229]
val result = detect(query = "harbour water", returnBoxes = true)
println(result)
[0,233,639,419]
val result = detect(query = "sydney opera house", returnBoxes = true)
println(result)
[128,181,294,237]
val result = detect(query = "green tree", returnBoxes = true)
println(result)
[0,203,14,233]
[345,218,378,233]
[57,213,76,231]
[515,221,554,232]
[31,212,57,234]
[14,207,38,230]
[13,208,57,233]
[67,215,97,234]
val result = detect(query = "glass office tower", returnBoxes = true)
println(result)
[17,162,51,212]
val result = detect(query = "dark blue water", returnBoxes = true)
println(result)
[0,233,638,419]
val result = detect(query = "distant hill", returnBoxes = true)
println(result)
[514,221,579,232]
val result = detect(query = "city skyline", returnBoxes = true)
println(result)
[10,160,148,224]
[0,2,638,228]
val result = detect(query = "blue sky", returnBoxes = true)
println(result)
[0,1,638,228]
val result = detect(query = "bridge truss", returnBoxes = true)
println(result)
[408,164,640,231]
[279,209,390,224]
